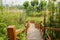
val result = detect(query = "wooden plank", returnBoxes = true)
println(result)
[7,25,16,40]
[16,28,26,35]
[27,23,43,40]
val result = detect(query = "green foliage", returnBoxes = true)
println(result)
[46,1,60,40]
[48,1,55,13]
[0,8,26,40]
[20,32,26,40]
[23,0,47,13]
[27,17,41,23]
[37,0,47,12]
[28,12,43,17]
[57,2,60,14]
[31,0,38,6]
[23,1,29,9]
[25,6,34,14]
[18,13,26,24]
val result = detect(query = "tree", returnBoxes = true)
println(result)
[31,0,38,6]
[23,1,29,9]
[37,0,47,11]
[30,0,39,12]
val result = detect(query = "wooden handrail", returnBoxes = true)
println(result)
[42,27,60,40]
[7,25,26,40]
[45,27,60,32]
[16,28,26,35]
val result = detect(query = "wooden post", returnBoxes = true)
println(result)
[35,23,40,30]
[7,25,16,40]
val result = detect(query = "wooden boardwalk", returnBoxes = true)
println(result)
[27,23,43,40]
[7,21,60,40]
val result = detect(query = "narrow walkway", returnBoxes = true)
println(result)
[27,23,43,40]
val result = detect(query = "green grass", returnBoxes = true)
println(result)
[26,16,44,23]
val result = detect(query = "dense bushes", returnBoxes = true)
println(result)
[0,9,26,40]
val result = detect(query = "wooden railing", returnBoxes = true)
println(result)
[45,27,60,32]
[7,25,26,40]
[43,27,60,40]
[7,21,60,40]
[35,22,60,40]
